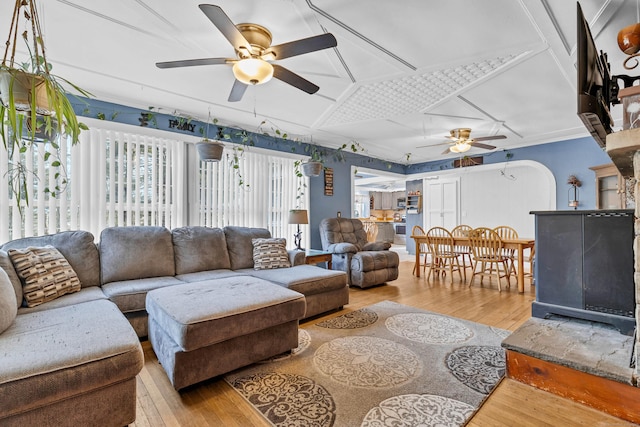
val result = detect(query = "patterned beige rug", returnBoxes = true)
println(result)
[224,300,510,426]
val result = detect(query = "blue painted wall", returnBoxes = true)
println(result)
[406,137,611,211]
[71,98,615,249]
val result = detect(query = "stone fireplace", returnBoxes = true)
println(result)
[500,127,640,424]
[607,127,640,377]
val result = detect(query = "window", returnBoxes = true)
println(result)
[1,119,308,248]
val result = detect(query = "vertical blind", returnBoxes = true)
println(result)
[196,147,309,247]
[1,120,308,247]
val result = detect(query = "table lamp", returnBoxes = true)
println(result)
[288,209,308,251]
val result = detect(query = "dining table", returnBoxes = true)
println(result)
[411,234,535,293]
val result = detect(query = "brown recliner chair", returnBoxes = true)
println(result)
[319,217,399,288]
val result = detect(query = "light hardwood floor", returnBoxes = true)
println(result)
[131,260,637,427]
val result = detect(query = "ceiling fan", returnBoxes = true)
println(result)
[156,4,337,102]
[418,128,506,154]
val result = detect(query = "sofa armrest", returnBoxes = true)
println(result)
[288,250,306,266]
[362,242,391,251]
[327,243,358,254]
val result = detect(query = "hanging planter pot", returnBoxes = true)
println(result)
[196,140,224,162]
[301,161,323,177]
[0,69,51,115]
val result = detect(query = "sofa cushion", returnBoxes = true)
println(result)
[352,250,400,272]
[9,246,81,308]
[175,269,243,283]
[0,300,143,419]
[100,226,175,284]
[0,250,22,308]
[172,226,231,274]
[101,276,185,313]
[0,268,17,334]
[319,217,368,250]
[1,230,100,288]
[362,241,392,251]
[252,238,291,270]
[17,287,108,315]
[242,265,348,296]
[224,226,271,270]
[146,276,306,352]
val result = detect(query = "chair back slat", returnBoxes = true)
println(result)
[468,227,504,261]
[493,225,518,240]
[426,226,455,258]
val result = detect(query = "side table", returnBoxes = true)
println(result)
[304,249,332,269]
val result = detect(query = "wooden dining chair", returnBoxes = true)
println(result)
[451,224,473,283]
[468,227,511,291]
[493,225,518,280]
[412,225,429,275]
[425,226,462,284]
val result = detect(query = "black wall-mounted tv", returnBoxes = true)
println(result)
[576,2,616,148]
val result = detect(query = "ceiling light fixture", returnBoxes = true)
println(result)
[232,58,274,85]
[450,142,471,153]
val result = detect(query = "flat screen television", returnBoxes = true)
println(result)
[577,2,616,148]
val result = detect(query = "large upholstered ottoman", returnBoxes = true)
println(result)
[146,276,306,390]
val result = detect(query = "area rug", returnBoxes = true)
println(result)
[224,300,510,426]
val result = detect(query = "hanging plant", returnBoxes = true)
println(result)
[195,113,224,162]
[0,0,91,210]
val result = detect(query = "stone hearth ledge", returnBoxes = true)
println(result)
[502,316,635,385]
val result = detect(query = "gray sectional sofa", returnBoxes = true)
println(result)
[0,225,349,426]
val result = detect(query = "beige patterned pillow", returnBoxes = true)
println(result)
[252,238,291,270]
[8,246,81,307]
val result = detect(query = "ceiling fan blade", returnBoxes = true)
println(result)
[199,4,252,52]
[473,135,506,142]
[156,57,230,69]
[228,79,248,102]
[268,33,337,60]
[471,142,496,150]
[416,142,447,149]
[272,64,319,94]
[442,147,453,155]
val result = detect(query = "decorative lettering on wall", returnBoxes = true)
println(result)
[324,168,334,196]
[168,119,196,133]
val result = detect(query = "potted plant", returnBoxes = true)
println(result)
[1,0,90,206]
[301,146,325,177]
[196,139,224,162]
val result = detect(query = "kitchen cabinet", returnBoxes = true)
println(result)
[375,222,395,243]
[370,191,381,210]
[381,192,393,210]
[393,191,405,208]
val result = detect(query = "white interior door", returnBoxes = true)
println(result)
[425,178,459,230]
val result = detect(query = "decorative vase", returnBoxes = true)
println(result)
[301,161,323,177]
[0,69,51,115]
[196,140,224,162]
[618,22,640,55]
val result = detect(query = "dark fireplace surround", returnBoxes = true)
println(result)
[531,210,635,336]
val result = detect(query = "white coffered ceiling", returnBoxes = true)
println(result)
[2,0,636,164]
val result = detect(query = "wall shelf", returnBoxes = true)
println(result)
[406,194,422,214]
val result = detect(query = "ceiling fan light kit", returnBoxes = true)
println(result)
[232,58,273,85]
[156,4,337,102]
[450,142,472,153]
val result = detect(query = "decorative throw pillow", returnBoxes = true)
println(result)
[8,245,81,308]
[0,268,17,334]
[252,238,291,270]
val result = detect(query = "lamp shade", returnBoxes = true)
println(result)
[232,58,274,85]
[450,142,472,153]
[288,209,309,225]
